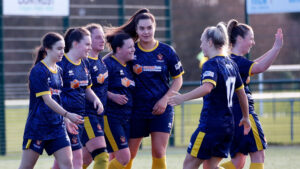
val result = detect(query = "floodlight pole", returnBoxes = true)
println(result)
[0,0,6,155]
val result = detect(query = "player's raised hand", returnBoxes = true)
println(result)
[239,117,251,135]
[273,28,283,50]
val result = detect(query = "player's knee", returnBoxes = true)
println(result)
[116,150,131,165]
[250,150,265,163]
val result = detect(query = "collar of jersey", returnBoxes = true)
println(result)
[64,53,81,65]
[231,52,242,57]
[41,60,57,74]
[111,55,126,67]
[88,56,98,60]
[214,55,226,57]
[137,41,159,52]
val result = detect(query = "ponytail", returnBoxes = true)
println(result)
[34,46,46,65]
[227,19,252,46]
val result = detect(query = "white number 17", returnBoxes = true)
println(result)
[226,77,236,107]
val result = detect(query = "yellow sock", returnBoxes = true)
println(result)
[250,163,264,169]
[124,159,134,169]
[83,164,89,169]
[93,152,109,169]
[108,158,125,169]
[220,161,236,169]
[152,156,166,169]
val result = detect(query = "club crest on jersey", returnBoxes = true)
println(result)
[68,70,74,76]
[203,71,214,78]
[120,136,126,143]
[97,71,108,84]
[36,140,42,146]
[97,123,102,131]
[121,77,135,87]
[133,64,143,75]
[157,53,164,62]
[72,136,78,144]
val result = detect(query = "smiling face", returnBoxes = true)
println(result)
[91,27,105,52]
[117,38,135,62]
[46,40,65,63]
[136,19,156,43]
[238,29,255,55]
[75,35,92,59]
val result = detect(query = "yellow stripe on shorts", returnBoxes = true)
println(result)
[250,114,263,151]
[84,116,96,139]
[25,139,32,149]
[103,115,118,152]
[190,132,206,157]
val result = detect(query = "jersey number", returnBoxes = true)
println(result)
[226,77,236,107]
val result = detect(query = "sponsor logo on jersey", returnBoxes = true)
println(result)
[120,70,124,76]
[68,70,74,76]
[175,61,182,70]
[97,71,108,84]
[133,64,162,75]
[93,65,98,72]
[203,71,214,78]
[50,88,61,95]
[70,79,89,89]
[225,64,234,70]
[121,77,135,87]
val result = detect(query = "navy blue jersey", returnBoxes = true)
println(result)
[131,41,184,117]
[58,54,92,116]
[86,55,108,115]
[24,61,66,140]
[199,56,244,132]
[230,53,255,111]
[104,56,135,118]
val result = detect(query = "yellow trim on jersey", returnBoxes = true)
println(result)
[249,62,256,76]
[87,84,93,89]
[25,139,32,149]
[88,56,98,60]
[103,115,119,152]
[250,114,264,151]
[41,60,57,74]
[36,91,51,97]
[202,79,216,87]
[137,41,159,52]
[84,116,96,139]
[190,132,205,157]
[235,84,244,91]
[64,53,81,65]
[111,55,126,67]
[172,71,184,79]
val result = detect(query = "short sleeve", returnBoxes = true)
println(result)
[29,66,51,97]
[201,60,217,87]
[237,57,255,77]
[167,47,184,79]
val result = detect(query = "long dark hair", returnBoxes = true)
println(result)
[64,27,90,53]
[105,8,156,42]
[34,32,64,65]
[227,19,252,47]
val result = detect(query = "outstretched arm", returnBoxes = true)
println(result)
[168,82,213,106]
[252,28,283,74]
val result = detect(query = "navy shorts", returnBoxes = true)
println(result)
[230,112,267,157]
[103,115,130,153]
[187,126,233,160]
[130,109,174,138]
[81,115,105,146]
[23,135,70,155]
